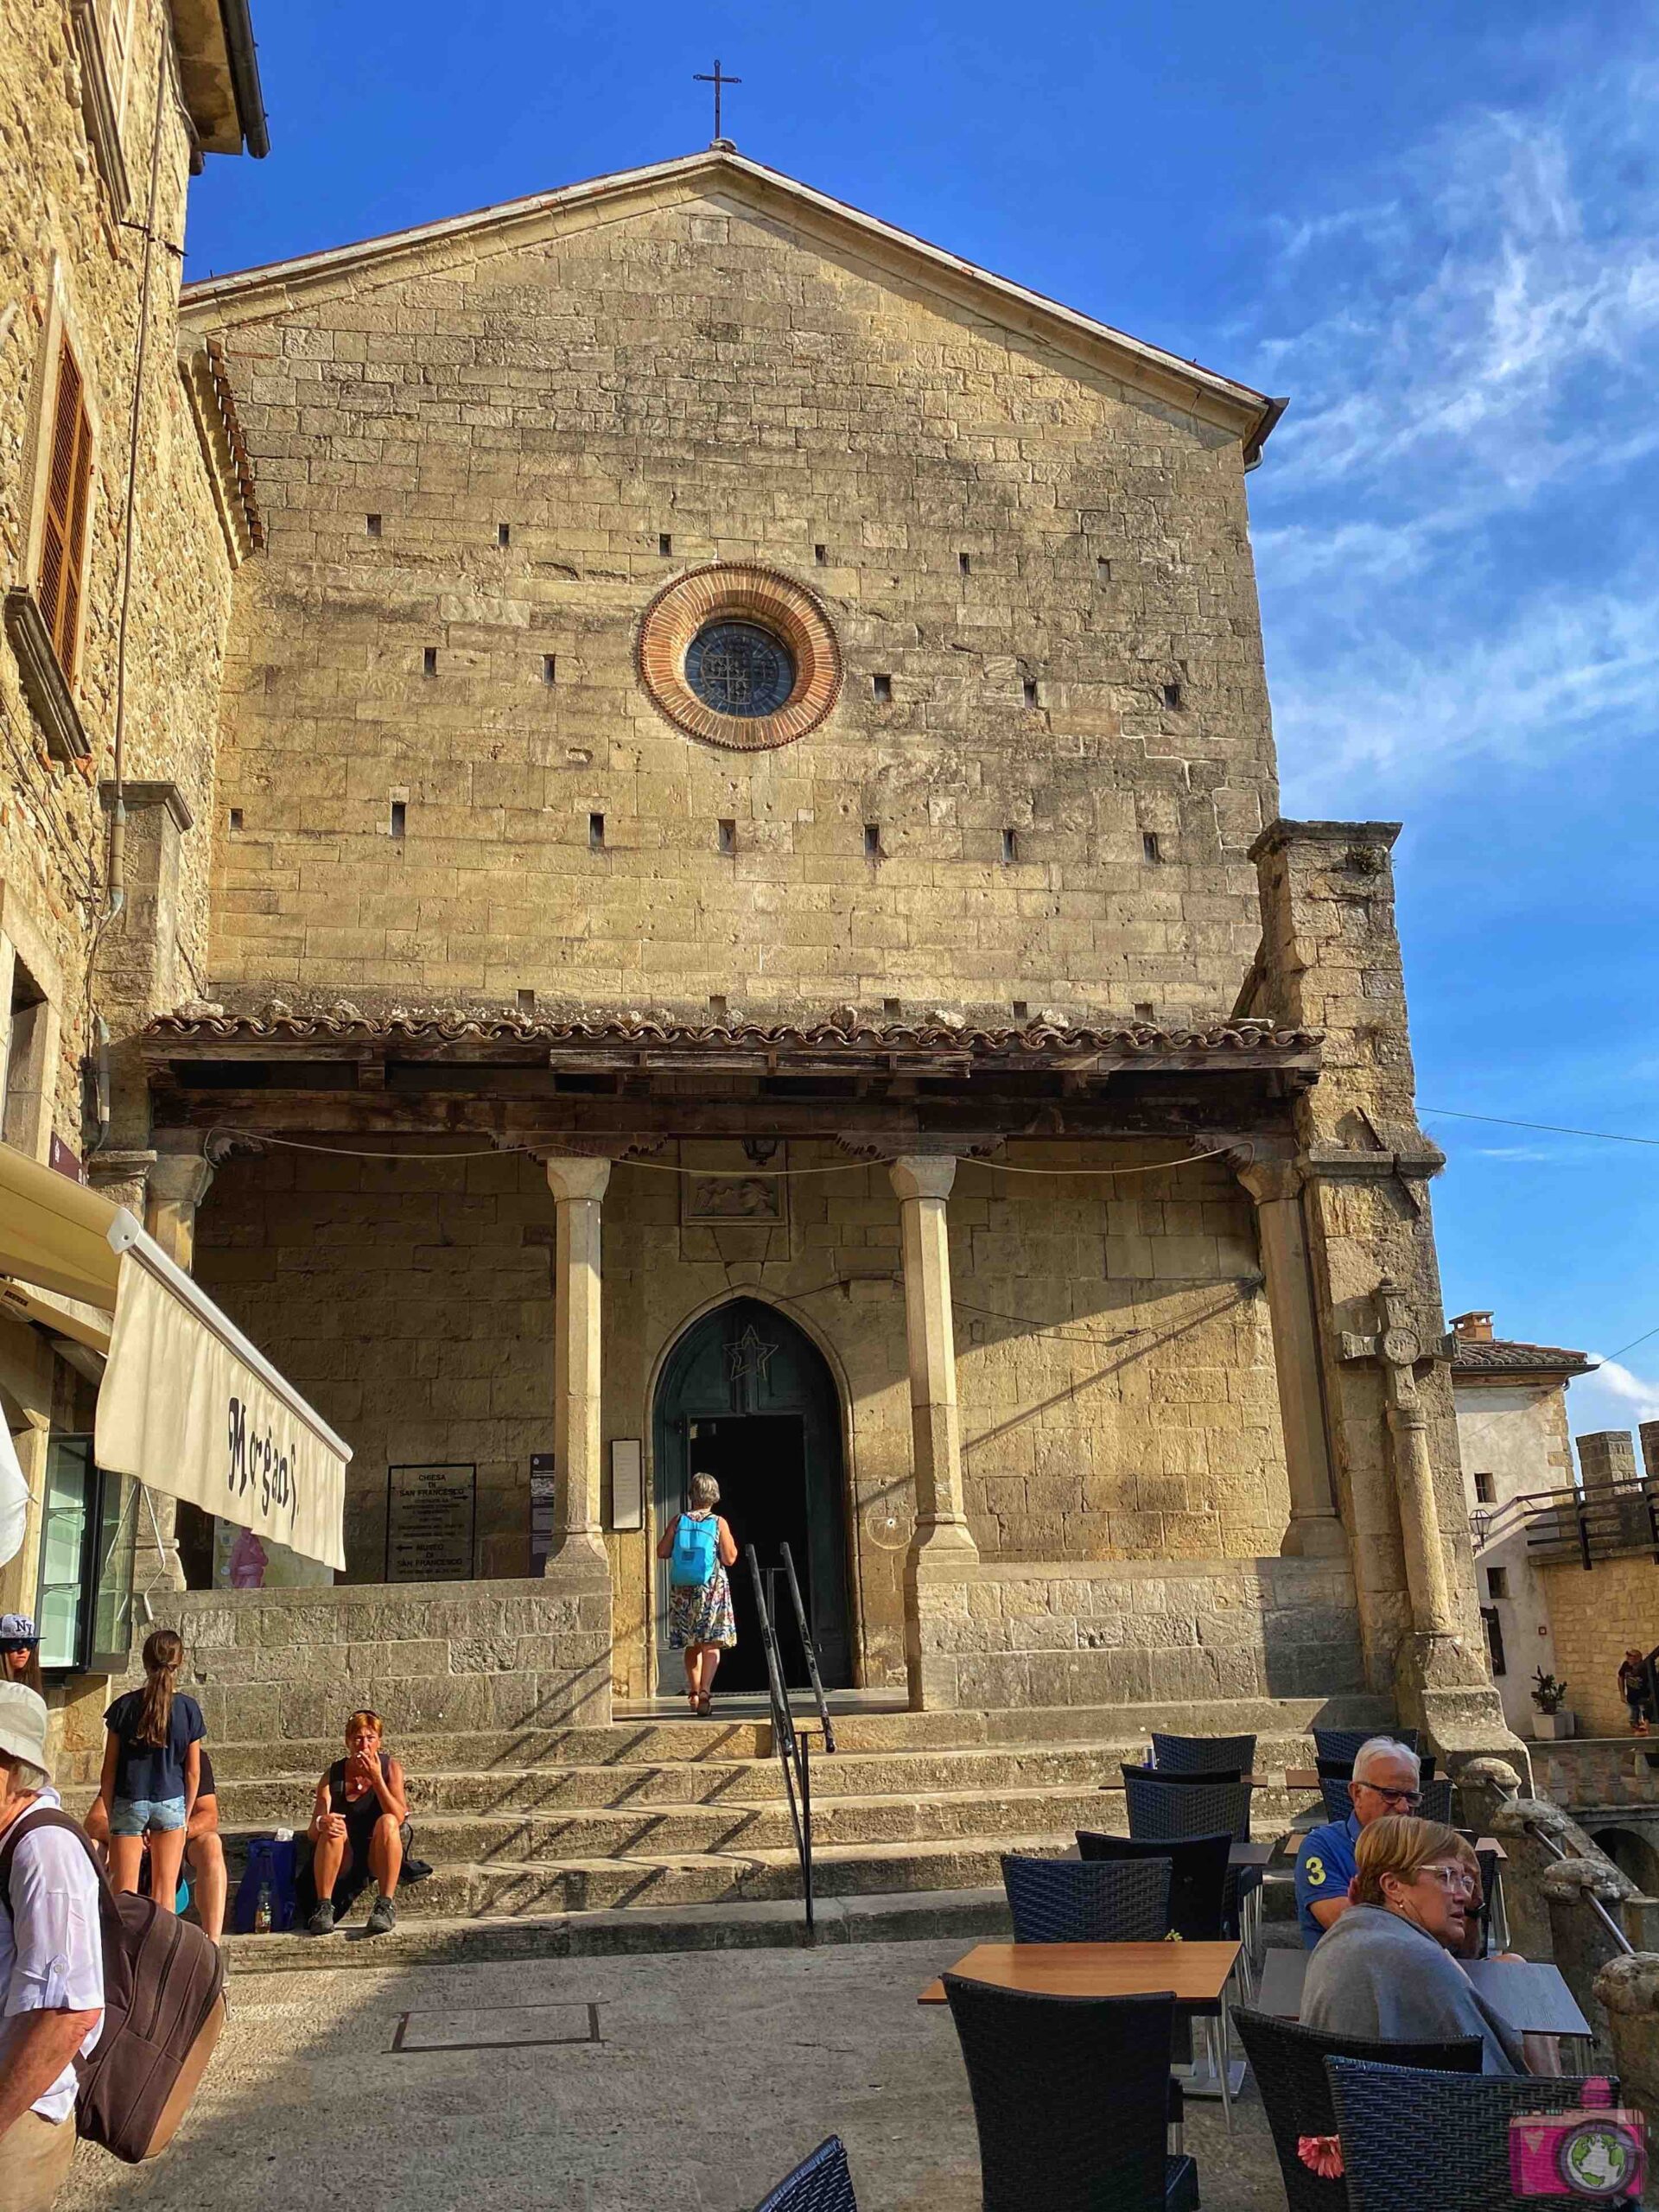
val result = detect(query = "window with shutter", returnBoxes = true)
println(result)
[36,341,94,687]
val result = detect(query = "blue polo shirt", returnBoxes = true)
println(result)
[1295,1813,1361,1949]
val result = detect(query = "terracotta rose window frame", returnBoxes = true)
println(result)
[635,562,842,752]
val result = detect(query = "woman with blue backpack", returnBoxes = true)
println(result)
[656,1472,739,1714]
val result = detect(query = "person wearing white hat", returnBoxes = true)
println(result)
[0,1683,103,2211]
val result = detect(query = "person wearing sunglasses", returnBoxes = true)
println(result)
[0,1617,42,1696]
[1294,1735,1425,1948]
[1302,1814,1525,2073]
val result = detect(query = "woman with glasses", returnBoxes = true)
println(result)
[0,1615,42,1694]
[1301,1815,1526,2073]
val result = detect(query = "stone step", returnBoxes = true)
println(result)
[222,1884,1014,1973]
[196,1737,1326,1823]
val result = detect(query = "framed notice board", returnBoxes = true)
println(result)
[385,1463,477,1583]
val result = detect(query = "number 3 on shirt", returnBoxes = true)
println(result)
[1304,1855,1326,1887]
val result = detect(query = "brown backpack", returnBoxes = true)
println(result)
[0,1805,226,2162]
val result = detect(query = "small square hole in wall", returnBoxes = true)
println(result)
[708,995,728,1019]
[1133,1001,1154,1022]
[863,822,881,859]
[959,550,972,575]
[872,674,892,703]
[658,532,673,556]
[365,513,382,537]
[517,989,536,1014]
[814,543,827,566]
[1001,828,1019,863]
[390,800,406,841]
[543,654,557,685]
[228,807,244,831]
[1163,680,1183,709]
[882,997,901,1016]
[1096,556,1112,583]
[588,812,606,850]
[423,646,438,677]
[1142,831,1162,863]
[1022,677,1039,708]
[498,522,511,548]
[1012,1000,1029,1021]
[717,818,736,855]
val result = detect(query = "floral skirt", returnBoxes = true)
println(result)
[668,1566,737,1649]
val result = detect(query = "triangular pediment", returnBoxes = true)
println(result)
[180,149,1284,457]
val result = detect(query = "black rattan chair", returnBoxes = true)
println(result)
[751,2137,858,2212]
[1077,1831,1233,1943]
[944,1976,1199,2211]
[1001,1853,1172,1943]
[1311,1726,1418,1765]
[1150,1730,1256,1776]
[1231,2008,1482,2212]
[1123,1768,1252,1844]
[1326,2058,1634,2212]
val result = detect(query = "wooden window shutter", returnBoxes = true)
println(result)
[37,341,93,686]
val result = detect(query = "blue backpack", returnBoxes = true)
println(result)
[671,1511,720,1587]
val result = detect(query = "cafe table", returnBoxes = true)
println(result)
[919,1940,1244,2125]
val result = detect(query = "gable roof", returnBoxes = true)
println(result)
[179,148,1286,461]
[1452,1336,1596,1380]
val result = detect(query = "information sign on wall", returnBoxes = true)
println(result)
[385,1462,476,1583]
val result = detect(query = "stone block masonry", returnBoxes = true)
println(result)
[188,179,1280,1024]
[1539,1554,1659,1738]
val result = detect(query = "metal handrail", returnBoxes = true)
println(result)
[1476,1478,1659,1571]
[779,1541,836,1757]
[747,1548,815,1930]
[1523,1817,1636,1958]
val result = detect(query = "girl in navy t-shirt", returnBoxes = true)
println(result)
[98,1626,204,1914]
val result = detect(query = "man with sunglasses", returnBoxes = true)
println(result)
[1295,1736,1421,1948]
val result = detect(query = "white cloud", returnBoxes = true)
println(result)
[1573,1357,1659,1437]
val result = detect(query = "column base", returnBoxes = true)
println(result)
[540,1529,610,1582]
[537,1536,613,1726]
[1279,1511,1350,1560]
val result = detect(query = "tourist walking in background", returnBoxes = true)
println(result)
[95,1629,203,1916]
[658,1473,739,1716]
[307,1709,409,1937]
[1618,1649,1652,1734]
[0,1618,42,1696]
[0,1682,103,2212]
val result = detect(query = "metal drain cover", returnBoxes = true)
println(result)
[391,2003,601,2052]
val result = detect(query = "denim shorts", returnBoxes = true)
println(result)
[110,1794,186,1836]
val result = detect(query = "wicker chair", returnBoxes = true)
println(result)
[944,1976,1200,2211]
[1326,2058,1634,2212]
[1311,1726,1418,1765]
[750,2137,858,2212]
[1077,1831,1233,1943]
[1001,1853,1172,1944]
[1149,1730,1256,1776]
[1231,2008,1482,2212]
[1123,1768,1252,1844]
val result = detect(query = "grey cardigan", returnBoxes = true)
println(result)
[1301,1904,1525,2075]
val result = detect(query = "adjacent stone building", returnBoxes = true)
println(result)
[8,132,1516,1761]
[0,0,264,1718]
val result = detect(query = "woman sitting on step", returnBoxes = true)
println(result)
[306,1708,410,1938]
[657,1472,739,1716]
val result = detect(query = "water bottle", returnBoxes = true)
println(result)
[254,1878,271,1934]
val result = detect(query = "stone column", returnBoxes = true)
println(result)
[889,1155,976,1561]
[542,1155,611,1577]
[130,1149,217,1595]
[1541,1857,1637,2056]
[1595,1954,1659,2157]
[1580,1430,1637,1490]
[1235,1157,1346,1559]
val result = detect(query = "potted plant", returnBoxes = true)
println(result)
[1531,1669,1575,1739]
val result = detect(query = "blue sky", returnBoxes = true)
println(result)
[187,2,1659,1444]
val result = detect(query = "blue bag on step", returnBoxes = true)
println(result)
[671,1511,720,1586]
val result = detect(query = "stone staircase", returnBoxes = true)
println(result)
[109,1692,1385,1967]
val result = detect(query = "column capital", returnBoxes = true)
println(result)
[1231,1154,1303,1207]
[889,1154,957,1204]
[148,1149,216,1211]
[543,1154,612,1205]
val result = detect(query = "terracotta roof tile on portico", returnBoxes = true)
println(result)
[1451,1338,1597,1378]
[144,1007,1321,1071]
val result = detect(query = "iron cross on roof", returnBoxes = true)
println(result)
[695,60,741,147]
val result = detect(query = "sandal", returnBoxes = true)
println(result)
[697,1694,713,1717]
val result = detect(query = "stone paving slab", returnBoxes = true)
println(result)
[58,1937,1286,2212]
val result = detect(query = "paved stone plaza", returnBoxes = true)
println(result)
[60,1938,1282,2211]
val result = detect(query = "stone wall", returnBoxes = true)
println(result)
[911,1556,1365,1713]
[188,175,1278,1025]
[1539,1554,1659,1738]
[1454,1376,1573,1733]
[193,1136,1294,1699]
[110,1577,613,1745]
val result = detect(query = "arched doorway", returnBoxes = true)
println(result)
[652,1298,852,1696]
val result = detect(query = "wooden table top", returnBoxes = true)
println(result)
[918,1941,1241,2007]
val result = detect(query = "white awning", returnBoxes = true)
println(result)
[0,1146,348,1569]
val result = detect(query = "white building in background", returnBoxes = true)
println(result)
[1452,1311,1594,1738]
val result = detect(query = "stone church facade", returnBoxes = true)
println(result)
[8,134,1513,1758]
